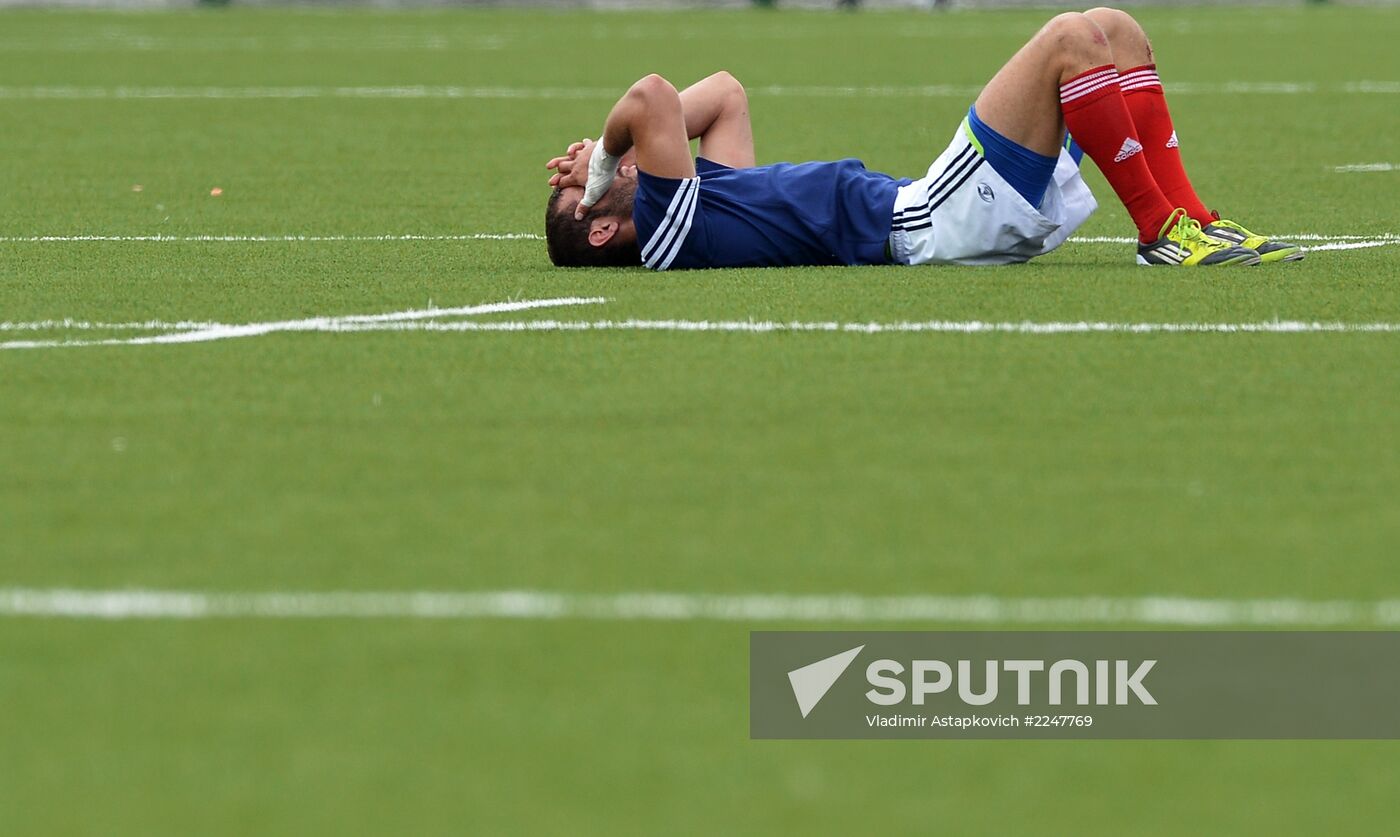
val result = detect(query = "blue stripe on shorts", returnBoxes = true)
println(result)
[967,105,1058,210]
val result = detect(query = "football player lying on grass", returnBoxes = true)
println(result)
[544,7,1303,270]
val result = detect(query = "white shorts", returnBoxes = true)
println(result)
[888,120,1098,266]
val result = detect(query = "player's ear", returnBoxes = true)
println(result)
[587,217,619,248]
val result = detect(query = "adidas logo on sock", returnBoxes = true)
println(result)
[1114,137,1144,163]
[1166,131,1179,149]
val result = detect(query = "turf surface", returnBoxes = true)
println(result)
[2,5,1400,834]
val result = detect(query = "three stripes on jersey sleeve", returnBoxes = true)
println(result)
[641,176,701,271]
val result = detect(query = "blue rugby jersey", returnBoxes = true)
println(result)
[632,157,911,271]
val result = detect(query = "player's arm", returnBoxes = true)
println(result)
[679,71,755,169]
[547,71,752,193]
[573,74,694,218]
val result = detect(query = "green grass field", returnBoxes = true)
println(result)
[3,4,1400,833]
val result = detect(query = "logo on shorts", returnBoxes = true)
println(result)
[1114,138,1144,163]
[1166,131,1179,149]
[976,182,995,203]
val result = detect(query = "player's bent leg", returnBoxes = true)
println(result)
[889,14,1101,267]
[1034,14,1179,245]
[889,13,1101,267]
[1013,12,1255,264]
[973,12,1099,158]
[948,12,1255,266]
[1085,6,1216,226]
[967,13,1105,211]
[1083,7,1302,262]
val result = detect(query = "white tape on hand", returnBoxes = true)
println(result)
[577,141,620,218]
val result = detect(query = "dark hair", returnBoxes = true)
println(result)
[544,188,642,268]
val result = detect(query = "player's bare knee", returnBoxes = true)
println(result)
[1084,7,1149,59]
[1039,12,1111,67]
[710,70,743,90]
[630,73,679,104]
[709,70,748,105]
[728,73,750,105]
[1083,7,1141,39]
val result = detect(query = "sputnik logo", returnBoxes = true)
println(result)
[787,646,864,718]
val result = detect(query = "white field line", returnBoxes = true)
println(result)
[0,318,221,332]
[0,82,1398,100]
[1307,240,1400,252]
[1334,163,1397,173]
[0,85,624,101]
[0,297,607,351]
[0,233,542,243]
[7,316,1400,351]
[328,319,1400,335]
[2,588,1399,626]
[0,35,505,53]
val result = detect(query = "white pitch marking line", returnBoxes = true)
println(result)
[1306,240,1400,252]
[2,588,1398,626]
[1333,163,1397,173]
[9,316,1400,351]
[0,297,607,351]
[329,319,1400,335]
[0,318,222,332]
[0,35,502,53]
[0,86,623,101]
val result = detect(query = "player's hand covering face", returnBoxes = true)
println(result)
[546,139,636,191]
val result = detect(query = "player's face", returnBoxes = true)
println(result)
[557,185,585,215]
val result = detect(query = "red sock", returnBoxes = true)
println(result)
[1119,65,1213,225]
[1060,65,1175,244]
